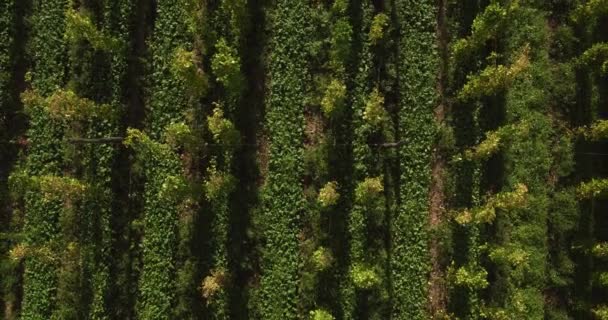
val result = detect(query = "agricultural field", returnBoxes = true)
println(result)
[0,0,607,319]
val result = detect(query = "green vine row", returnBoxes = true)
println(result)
[256,0,310,318]
[393,0,439,318]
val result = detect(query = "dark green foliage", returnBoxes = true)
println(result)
[0,1,17,317]
[393,0,439,318]
[339,2,391,319]
[136,1,195,319]
[255,1,310,319]
[485,5,555,318]
[126,129,185,320]
[18,1,70,318]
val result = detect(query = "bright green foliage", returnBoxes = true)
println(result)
[207,107,240,146]
[576,178,608,199]
[460,121,532,161]
[452,1,519,62]
[65,8,119,51]
[369,13,389,44]
[19,0,70,318]
[256,1,310,319]
[21,89,114,122]
[363,88,387,128]
[578,42,608,74]
[454,184,528,225]
[205,167,236,201]
[317,181,339,208]
[458,47,530,101]
[311,246,333,272]
[579,120,608,141]
[592,243,608,258]
[571,0,608,24]
[164,122,196,150]
[211,38,243,95]
[594,305,608,320]
[331,0,347,15]
[309,308,335,320]
[125,128,184,320]
[452,264,489,290]
[351,264,381,290]
[329,18,352,72]
[320,79,346,118]
[393,0,438,318]
[354,176,383,205]
[171,47,208,99]
[598,272,608,287]
[206,1,246,318]
[487,5,554,318]
[140,1,200,318]
[463,130,501,161]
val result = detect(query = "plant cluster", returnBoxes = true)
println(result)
[255,2,310,319]
[392,1,439,318]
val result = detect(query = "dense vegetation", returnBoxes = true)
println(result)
[1,0,607,319]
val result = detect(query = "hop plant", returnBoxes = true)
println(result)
[351,263,381,290]
[320,79,346,118]
[355,177,384,205]
[453,265,489,289]
[464,130,501,161]
[593,305,608,320]
[311,247,333,272]
[331,0,347,14]
[581,120,608,141]
[329,18,352,69]
[211,38,243,94]
[455,183,528,225]
[158,176,189,203]
[310,309,335,320]
[65,8,119,51]
[201,269,227,302]
[204,167,236,200]
[577,178,608,199]
[363,89,387,127]
[207,106,240,146]
[458,46,530,101]
[164,122,195,150]
[172,47,208,98]
[9,244,28,262]
[37,176,86,202]
[369,13,389,43]
[318,181,339,208]
[593,243,608,258]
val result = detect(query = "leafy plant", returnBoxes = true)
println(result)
[320,79,346,118]
[65,8,120,51]
[369,13,389,44]
[317,181,339,208]
[211,38,243,95]
[171,47,208,98]
[310,309,335,320]
[207,106,240,146]
[458,46,530,101]
[351,264,381,290]
[363,89,387,128]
